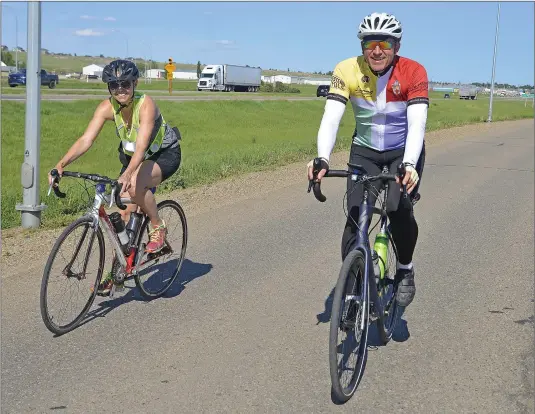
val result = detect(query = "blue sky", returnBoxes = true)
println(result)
[1,1,534,85]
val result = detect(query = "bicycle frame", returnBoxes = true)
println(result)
[64,183,143,282]
[349,166,391,320]
[90,183,140,273]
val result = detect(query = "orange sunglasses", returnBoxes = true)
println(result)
[362,39,395,50]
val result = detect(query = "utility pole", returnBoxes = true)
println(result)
[16,2,46,228]
[487,2,501,123]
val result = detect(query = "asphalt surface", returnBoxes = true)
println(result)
[1,121,534,413]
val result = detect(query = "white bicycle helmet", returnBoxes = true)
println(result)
[357,12,403,40]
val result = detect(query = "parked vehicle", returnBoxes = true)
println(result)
[197,64,261,92]
[8,69,59,88]
[317,84,330,97]
[459,86,478,100]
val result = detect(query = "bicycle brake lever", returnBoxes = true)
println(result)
[396,163,409,199]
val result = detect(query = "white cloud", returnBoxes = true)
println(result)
[215,40,238,50]
[74,29,104,37]
[104,16,116,21]
[80,15,96,20]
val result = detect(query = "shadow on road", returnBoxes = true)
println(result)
[54,257,212,336]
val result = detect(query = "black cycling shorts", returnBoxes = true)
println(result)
[119,144,181,182]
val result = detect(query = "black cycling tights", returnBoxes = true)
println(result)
[340,144,425,265]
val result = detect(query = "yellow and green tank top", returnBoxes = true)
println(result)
[110,92,167,157]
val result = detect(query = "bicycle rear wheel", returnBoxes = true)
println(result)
[134,199,187,299]
[376,227,401,344]
[40,216,105,335]
[329,249,369,403]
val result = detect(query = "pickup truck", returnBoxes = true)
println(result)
[8,69,59,88]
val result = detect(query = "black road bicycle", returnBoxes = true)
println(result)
[309,158,417,403]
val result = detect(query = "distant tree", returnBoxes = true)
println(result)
[196,60,202,78]
[18,60,26,69]
[1,51,15,66]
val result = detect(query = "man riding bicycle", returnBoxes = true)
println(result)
[307,12,428,307]
[48,59,182,294]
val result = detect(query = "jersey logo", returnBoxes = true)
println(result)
[331,75,346,91]
[392,79,401,96]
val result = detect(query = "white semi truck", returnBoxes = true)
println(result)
[197,64,262,92]
[459,86,478,100]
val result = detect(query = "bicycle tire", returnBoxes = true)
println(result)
[40,216,105,335]
[134,199,188,299]
[376,227,401,344]
[329,249,370,403]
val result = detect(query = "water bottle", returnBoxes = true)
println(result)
[373,231,389,280]
[126,212,142,242]
[108,212,130,253]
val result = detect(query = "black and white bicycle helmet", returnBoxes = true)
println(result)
[102,59,140,84]
[357,12,403,40]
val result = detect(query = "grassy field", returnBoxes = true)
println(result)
[2,97,533,230]
[2,77,200,91]
[3,52,330,78]
[1,78,322,96]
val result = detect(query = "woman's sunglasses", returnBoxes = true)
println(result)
[108,80,132,90]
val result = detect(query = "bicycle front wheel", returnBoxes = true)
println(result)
[134,199,188,299]
[40,216,105,335]
[329,249,370,403]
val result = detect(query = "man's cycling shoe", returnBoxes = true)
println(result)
[395,267,416,307]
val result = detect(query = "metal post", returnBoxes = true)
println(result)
[486,2,500,123]
[16,2,46,228]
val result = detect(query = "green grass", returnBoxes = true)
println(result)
[2,97,533,230]
[2,77,200,91]
[4,52,331,78]
[1,78,321,96]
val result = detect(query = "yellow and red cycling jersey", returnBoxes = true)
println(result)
[327,55,429,151]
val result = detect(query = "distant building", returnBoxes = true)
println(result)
[145,68,197,80]
[262,75,292,84]
[146,69,165,79]
[172,70,197,80]
[1,61,15,72]
[82,64,104,77]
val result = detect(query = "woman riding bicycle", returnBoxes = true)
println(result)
[48,59,182,292]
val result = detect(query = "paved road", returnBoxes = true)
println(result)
[2,121,533,413]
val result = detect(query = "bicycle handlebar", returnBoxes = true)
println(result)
[48,169,127,210]
[307,158,408,203]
